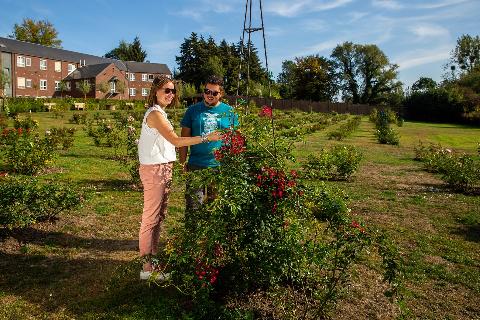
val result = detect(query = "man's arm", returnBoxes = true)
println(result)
[179,127,192,171]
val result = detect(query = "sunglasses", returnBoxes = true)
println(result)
[204,88,220,96]
[163,88,176,94]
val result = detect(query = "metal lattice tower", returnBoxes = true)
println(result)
[235,0,272,111]
[235,0,276,155]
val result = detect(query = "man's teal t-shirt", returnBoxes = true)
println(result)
[180,101,238,168]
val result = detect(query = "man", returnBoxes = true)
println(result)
[179,75,238,211]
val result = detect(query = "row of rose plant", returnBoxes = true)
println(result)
[327,115,362,140]
[414,142,480,193]
[133,104,404,318]
[303,145,363,181]
[372,109,400,145]
[0,115,86,236]
[1,116,75,175]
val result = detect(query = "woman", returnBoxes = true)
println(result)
[138,75,221,280]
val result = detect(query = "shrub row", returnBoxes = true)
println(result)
[0,177,85,231]
[327,115,362,140]
[3,97,147,114]
[414,142,480,192]
[303,145,363,181]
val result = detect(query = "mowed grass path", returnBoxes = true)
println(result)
[1,112,479,319]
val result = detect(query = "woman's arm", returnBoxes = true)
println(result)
[146,111,221,147]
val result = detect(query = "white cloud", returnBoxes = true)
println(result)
[301,19,329,32]
[409,24,450,39]
[396,46,451,70]
[346,11,369,22]
[416,0,471,9]
[296,39,340,56]
[264,1,310,17]
[265,0,354,17]
[371,0,403,10]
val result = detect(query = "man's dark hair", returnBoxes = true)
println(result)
[206,75,224,87]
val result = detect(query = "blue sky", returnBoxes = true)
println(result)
[1,0,479,89]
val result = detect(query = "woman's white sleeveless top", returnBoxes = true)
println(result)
[138,105,176,164]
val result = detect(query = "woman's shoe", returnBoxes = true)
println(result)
[140,270,171,281]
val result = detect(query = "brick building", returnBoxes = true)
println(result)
[0,37,171,100]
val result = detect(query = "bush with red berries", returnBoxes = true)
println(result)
[156,104,403,318]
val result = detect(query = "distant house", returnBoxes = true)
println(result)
[0,36,171,100]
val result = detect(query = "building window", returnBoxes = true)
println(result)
[26,79,32,88]
[129,88,136,96]
[17,77,26,89]
[55,61,61,72]
[55,81,61,91]
[40,59,47,70]
[66,82,71,91]
[26,57,31,67]
[129,73,135,81]
[68,64,75,74]
[40,79,47,90]
[110,81,116,93]
[17,56,25,67]
[142,74,147,81]
[142,88,149,96]
[148,74,154,81]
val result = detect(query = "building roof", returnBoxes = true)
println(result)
[0,36,171,75]
[63,63,114,80]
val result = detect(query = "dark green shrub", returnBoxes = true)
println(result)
[0,177,85,230]
[375,110,399,145]
[47,127,76,150]
[1,128,57,175]
[304,145,362,180]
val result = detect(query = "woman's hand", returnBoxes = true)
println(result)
[207,131,223,142]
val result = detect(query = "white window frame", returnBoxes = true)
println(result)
[55,81,61,91]
[26,57,31,67]
[148,74,154,81]
[142,74,148,81]
[26,79,32,88]
[129,88,136,96]
[55,61,61,72]
[17,77,26,89]
[68,63,76,74]
[66,82,71,91]
[129,73,135,81]
[17,56,25,67]
[142,88,149,96]
[40,59,47,70]
[40,79,47,90]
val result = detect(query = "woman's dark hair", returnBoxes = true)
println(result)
[146,75,179,107]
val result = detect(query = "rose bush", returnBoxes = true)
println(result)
[145,104,403,318]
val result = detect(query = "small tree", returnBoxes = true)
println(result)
[78,80,92,100]
[0,70,10,112]
[115,80,126,97]
[58,80,68,98]
[97,81,110,99]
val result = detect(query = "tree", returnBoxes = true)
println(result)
[175,34,269,95]
[331,42,401,104]
[97,81,110,98]
[58,80,68,98]
[78,80,92,100]
[0,69,10,98]
[105,36,147,62]
[277,60,297,99]
[10,18,62,48]
[293,55,337,102]
[451,34,480,73]
[411,77,437,93]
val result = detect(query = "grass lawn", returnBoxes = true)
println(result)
[1,111,479,319]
